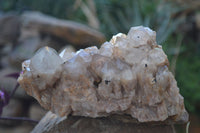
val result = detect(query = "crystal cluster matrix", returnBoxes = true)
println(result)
[18,26,188,123]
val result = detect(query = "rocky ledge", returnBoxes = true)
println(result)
[18,26,188,123]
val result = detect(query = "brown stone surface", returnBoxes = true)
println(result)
[32,111,175,133]
[21,11,106,47]
[18,26,188,123]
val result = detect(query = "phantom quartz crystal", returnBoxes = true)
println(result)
[18,26,188,123]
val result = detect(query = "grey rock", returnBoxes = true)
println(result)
[9,37,41,69]
[20,11,106,47]
[29,104,47,121]
[0,68,29,99]
[0,99,23,126]
[2,99,23,117]
[0,14,21,45]
[0,125,33,133]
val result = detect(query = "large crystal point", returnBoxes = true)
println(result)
[31,46,63,73]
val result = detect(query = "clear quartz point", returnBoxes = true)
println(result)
[30,46,63,74]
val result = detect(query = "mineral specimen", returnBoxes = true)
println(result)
[18,26,188,123]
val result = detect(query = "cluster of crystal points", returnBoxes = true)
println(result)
[18,26,188,123]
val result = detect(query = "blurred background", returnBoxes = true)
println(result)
[0,0,199,132]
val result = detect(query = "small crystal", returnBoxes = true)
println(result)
[59,46,75,62]
[22,59,30,71]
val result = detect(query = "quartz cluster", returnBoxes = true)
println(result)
[18,26,188,123]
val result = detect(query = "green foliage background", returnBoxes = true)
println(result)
[0,0,200,114]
